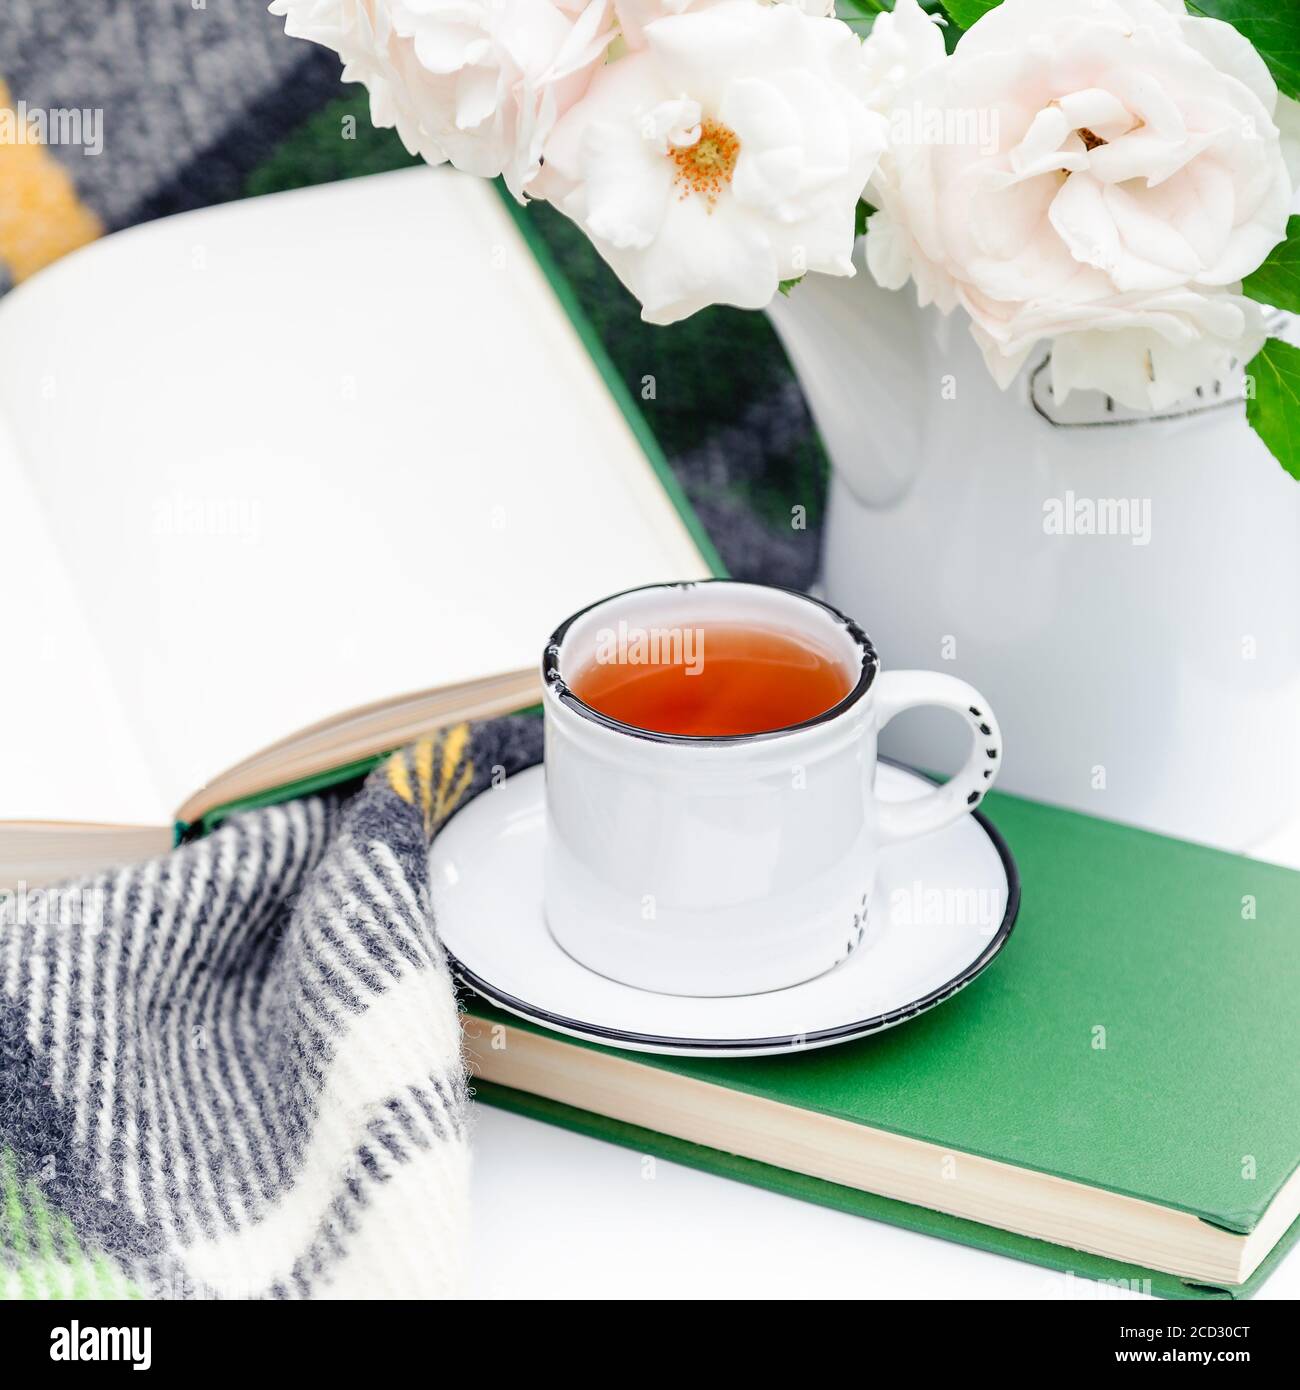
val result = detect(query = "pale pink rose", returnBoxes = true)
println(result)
[862,0,1296,410]
[612,0,831,53]
[269,0,614,201]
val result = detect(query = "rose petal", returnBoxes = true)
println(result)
[1056,87,1136,142]
[1103,180,1204,288]
[1050,171,1122,274]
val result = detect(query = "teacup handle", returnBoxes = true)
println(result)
[873,670,1003,845]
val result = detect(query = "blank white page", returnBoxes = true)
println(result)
[0,415,166,824]
[0,169,708,815]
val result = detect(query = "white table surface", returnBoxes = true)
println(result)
[468,1106,1299,1300]
[468,820,1300,1302]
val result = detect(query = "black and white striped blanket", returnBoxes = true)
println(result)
[0,715,543,1299]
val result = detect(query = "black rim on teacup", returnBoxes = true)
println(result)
[541,578,880,746]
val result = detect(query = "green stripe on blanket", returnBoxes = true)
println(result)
[0,716,544,1299]
[1,1148,138,1300]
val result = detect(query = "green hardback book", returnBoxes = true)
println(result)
[463,789,1300,1300]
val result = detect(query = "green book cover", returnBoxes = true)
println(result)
[466,788,1300,1300]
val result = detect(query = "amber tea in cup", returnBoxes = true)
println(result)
[568,620,854,737]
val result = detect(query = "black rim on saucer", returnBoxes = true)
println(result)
[443,760,1022,1053]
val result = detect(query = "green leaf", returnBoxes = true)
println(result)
[855,197,875,240]
[836,0,955,31]
[777,277,804,297]
[1245,337,1300,479]
[1243,216,1300,312]
[941,0,1000,28]
[1186,2,1300,100]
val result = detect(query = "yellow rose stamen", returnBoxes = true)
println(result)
[669,118,741,211]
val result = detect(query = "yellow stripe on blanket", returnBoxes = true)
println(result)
[0,80,102,283]
[415,739,436,831]
[433,723,473,827]
[387,749,415,807]
[385,724,474,835]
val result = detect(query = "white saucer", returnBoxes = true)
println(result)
[431,763,1019,1057]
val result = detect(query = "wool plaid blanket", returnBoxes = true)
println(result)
[0,715,543,1300]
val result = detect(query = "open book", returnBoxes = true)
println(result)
[0,168,713,887]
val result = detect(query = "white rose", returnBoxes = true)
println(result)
[612,0,703,51]
[537,1,887,324]
[614,0,833,54]
[862,0,1296,410]
[859,0,945,116]
[763,0,837,17]
[268,0,614,200]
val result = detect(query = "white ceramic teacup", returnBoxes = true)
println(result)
[541,580,1002,997]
